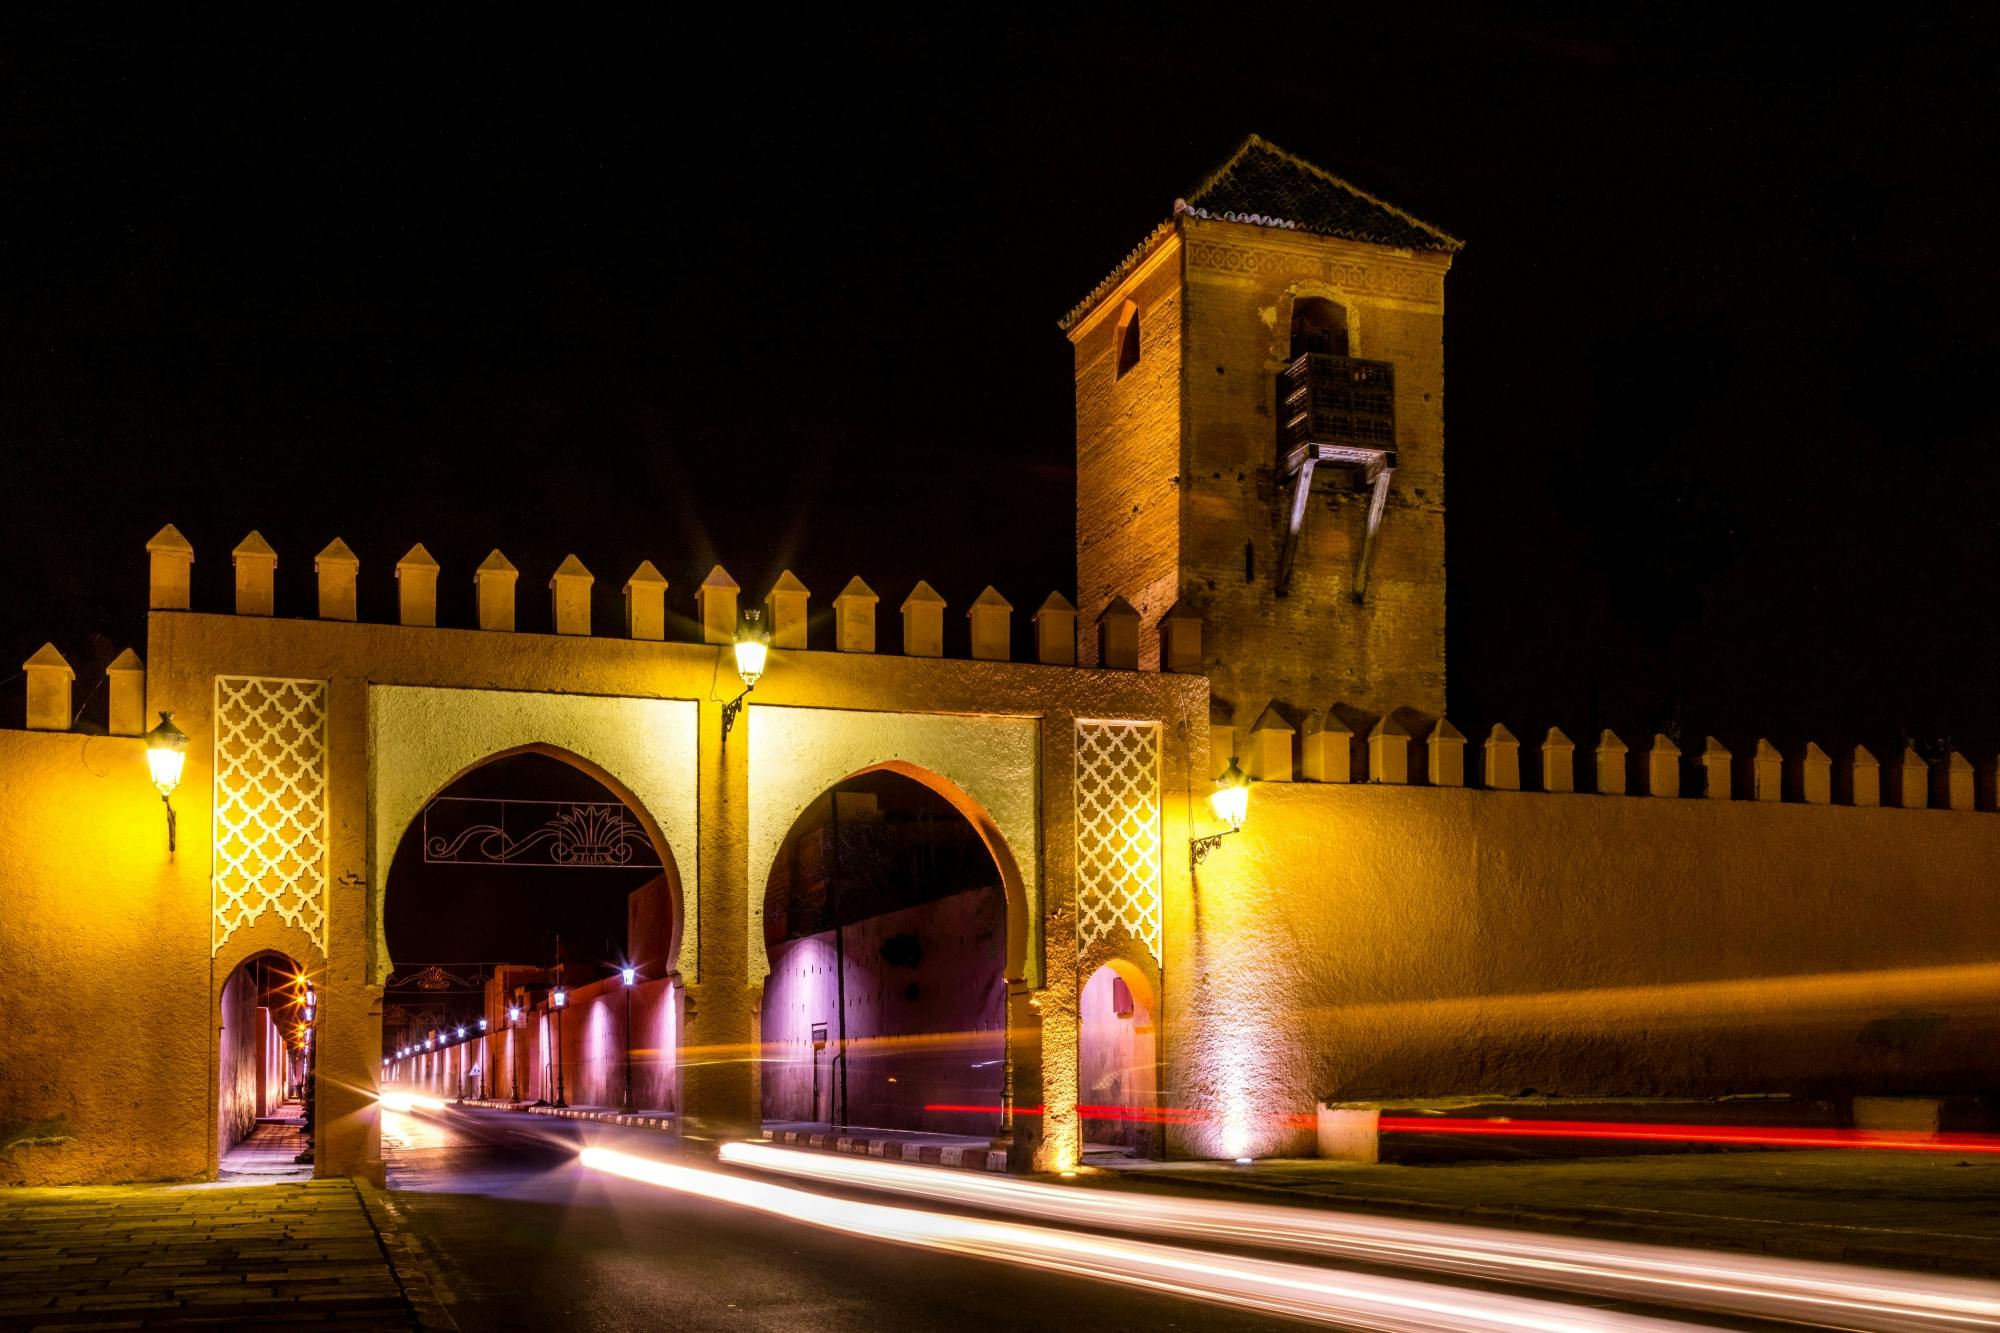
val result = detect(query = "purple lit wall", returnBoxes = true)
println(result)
[761,885,1004,1135]
[1078,965,1158,1155]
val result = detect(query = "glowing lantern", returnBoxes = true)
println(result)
[1210,756,1250,831]
[143,711,190,851]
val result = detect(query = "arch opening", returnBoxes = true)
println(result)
[1079,960,1160,1158]
[379,749,684,1137]
[760,769,1009,1140]
[217,950,309,1177]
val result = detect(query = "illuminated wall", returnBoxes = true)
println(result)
[1173,783,2000,1159]
[761,886,1005,1135]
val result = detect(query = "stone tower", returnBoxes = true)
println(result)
[1064,135,1459,755]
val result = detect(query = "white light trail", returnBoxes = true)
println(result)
[378,1091,450,1114]
[582,1146,1688,1332]
[719,1141,2000,1333]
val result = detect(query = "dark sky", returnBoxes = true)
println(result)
[6,10,1998,759]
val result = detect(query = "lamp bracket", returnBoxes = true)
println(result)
[721,683,755,739]
[1190,828,1237,868]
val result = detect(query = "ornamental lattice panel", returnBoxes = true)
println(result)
[213,676,329,955]
[1074,720,1163,964]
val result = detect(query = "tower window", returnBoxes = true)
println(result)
[1115,300,1141,378]
[1290,297,1350,358]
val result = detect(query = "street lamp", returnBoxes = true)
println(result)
[507,1005,521,1102]
[621,965,638,1109]
[720,609,770,739]
[550,986,569,1109]
[1191,756,1251,868]
[143,712,189,852]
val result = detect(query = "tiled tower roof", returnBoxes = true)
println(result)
[1182,134,1461,253]
[1060,134,1460,330]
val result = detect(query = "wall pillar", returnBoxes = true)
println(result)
[679,696,760,1142]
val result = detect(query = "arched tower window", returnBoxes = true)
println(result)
[1115,301,1141,378]
[1290,297,1349,358]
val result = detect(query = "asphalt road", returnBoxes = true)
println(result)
[380,1106,1305,1332]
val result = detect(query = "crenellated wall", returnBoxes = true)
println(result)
[1170,779,2000,1161]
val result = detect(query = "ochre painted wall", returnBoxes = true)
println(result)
[0,731,207,1185]
[1172,783,2000,1160]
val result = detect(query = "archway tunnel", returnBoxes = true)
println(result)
[217,950,308,1172]
[760,770,1008,1139]
[380,750,682,1123]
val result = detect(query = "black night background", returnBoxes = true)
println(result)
[6,7,1996,781]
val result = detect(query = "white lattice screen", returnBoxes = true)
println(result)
[1074,720,1163,964]
[213,676,330,956]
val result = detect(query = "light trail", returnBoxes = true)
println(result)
[378,1090,451,1114]
[582,1146,1689,1332]
[1378,1116,2000,1155]
[720,1141,2000,1332]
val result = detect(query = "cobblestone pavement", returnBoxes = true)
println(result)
[0,1177,424,1331]
[1094,1148,2000,1277]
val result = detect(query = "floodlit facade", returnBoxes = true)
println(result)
[3,136,1998,1186]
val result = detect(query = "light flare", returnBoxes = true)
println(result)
[719,1141,2000,1332]
[581,1146,1684,1331]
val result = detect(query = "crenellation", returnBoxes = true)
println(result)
[765,571,809,650]
[1594,729,1628,796]
[1483,723,1520,790]
[1541,728,1575,793]
[1247,704,1294,782]
[22,643,73,732]
[1368,713,1410,785]
[232,531,277,617]
[624,561,670,642]
[315,538,359,621]
[396,544,440,627]
[1847,745,1881,807]
[1702,737,1733,800]
[474,550,518,632]
[146,523,194,611]
[1749,739,1783,803]
[834,577,878,654]
[1032,592,1077,666]
[549,555,594,637]
[967,586,1012,662]
[106,648,146,736]
[1646,734,1680,798]
[1096,596,1139,670]
[1426,718,1465,788]
[696,565,740,646]
[901,581,946,658]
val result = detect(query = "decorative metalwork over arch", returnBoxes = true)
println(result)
[1074,720,1163,964]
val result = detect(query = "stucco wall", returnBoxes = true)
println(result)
[216,968,261,1156]
[761,886,1005,1135]
[369,685,699,979]
[746,704,1040,985]
[0,731,207,1185]
[1173,783,2000,1159]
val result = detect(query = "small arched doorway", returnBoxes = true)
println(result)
[1079,961,1159,1158]
[379,749,684,1139]
[760,770,1008,1138]
[217,950,309,1175]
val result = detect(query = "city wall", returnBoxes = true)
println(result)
[0,730,208,1186]
[1173,777,2000,1160]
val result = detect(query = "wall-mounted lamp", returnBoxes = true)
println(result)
[720,609,770,740]
[478,1017,488,1031]
[1191,756,1251,868]
[551,986,568,1009]
[507,1005,522,1024]
[143,711,189,852]
[456,1026,466,1039]
[621,965,637,987]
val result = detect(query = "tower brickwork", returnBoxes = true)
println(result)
[1066,136,1458,739]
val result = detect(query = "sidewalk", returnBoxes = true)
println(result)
[1092,1148,2000,1277]
[0,1177,434,1331]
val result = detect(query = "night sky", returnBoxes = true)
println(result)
[8,11,1998,766]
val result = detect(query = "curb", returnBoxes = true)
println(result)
[355,1179,459,1331]
[456,1099,678,1131]
[767,1128,1010,1174]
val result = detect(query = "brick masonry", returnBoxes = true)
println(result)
[1071,214,1452,736]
